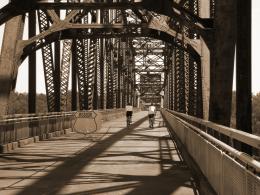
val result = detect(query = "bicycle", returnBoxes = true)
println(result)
[149,114,155,128]
[127,115,132,127]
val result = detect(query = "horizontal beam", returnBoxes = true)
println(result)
[20,29,200,64]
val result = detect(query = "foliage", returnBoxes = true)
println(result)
[6,91,260,135]
[7,92,47,114]
[7,91,73,114]
[252,93,260,135]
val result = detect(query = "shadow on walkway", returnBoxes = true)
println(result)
[0,113,198,195]
[16,116,148,195]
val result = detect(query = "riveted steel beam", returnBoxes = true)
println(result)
[0,16,24,115]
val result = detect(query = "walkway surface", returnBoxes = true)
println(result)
[0,111,199,195]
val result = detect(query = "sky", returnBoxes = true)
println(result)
[0,1,259,94]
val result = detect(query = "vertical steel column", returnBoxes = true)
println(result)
[174,46,186,113]
[166,48,173,110]
[94,39,100,109]
[76,39,88,110]
[28,11,36,113]
[100,39,105,109]
[93,39,99,110]
[196,59,203,118]
[60,1,74,111]
[209,0,236,126]
[116,40,122,108]
[165,75,169,109]
[236,0,252,155]
[170,50,175,110]
[106,40,114,109]
[188,0,200,117]
[60,40,72,111]
[99,9,105,109]
[54,1,61,112]
[122,42,126,108]
[37,10,56,112]
[188,56,195,116]
[87,39,97,110]
[0,16,24,115]
[71,39,77,111]
[210,0,215,18]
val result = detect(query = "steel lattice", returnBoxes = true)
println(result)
[37,9,56,112]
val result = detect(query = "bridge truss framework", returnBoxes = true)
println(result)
[0,0,252,153]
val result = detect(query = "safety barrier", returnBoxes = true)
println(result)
[0,112,75,146]
[0,108,139,152]
[162,109,260,195]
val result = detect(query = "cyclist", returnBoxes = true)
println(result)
[126,102,133,126]
[148,103,156,128]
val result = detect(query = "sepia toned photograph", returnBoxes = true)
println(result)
[0,1,259,195]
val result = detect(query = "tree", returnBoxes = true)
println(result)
[252,93,260,135]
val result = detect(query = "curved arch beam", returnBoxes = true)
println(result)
[16,14,201,61]
[0,1,210,30]
[20,28,200,65]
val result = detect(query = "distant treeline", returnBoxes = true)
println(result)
[252,93,260,135]
[7,91,72,114]
[6,91,260,135]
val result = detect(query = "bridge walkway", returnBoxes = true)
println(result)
[0,111,199,195]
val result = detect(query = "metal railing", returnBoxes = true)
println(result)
[0,112,75,145]
[0,108,136,145]
[161,109,260,195]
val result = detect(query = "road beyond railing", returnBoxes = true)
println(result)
[161,109,260,195]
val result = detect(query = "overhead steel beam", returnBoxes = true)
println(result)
[0,1,211,28]
[21,28,200,66]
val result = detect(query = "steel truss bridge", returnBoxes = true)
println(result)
[0,1,259,195]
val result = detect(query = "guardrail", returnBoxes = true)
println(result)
[0,112,75,146]
[0,108,139,152]
[161,109,260,195]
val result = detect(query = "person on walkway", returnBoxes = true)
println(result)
[148,103,156,128]
[126,102,133,126]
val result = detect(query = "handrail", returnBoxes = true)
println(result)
[162,109,260,174]
[0,108,127,123]
[165,109,260,150]
[0,112,76,124]
[166,112,260,172]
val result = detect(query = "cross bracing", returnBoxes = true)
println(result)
[0,0,253,154]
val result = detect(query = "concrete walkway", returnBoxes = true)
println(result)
[0,112,199,195]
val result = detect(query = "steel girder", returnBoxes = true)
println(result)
[87,39,98,110]
[105,39,114,109]
[60,40,72,111]
[37,9,57,112]
[0,1,206,117]
[162,0,204,117]
[133,37,165,105]
[60,0,76,111]
[16,3,204,63]
[0,0,249,140]
[0,1,212,31]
